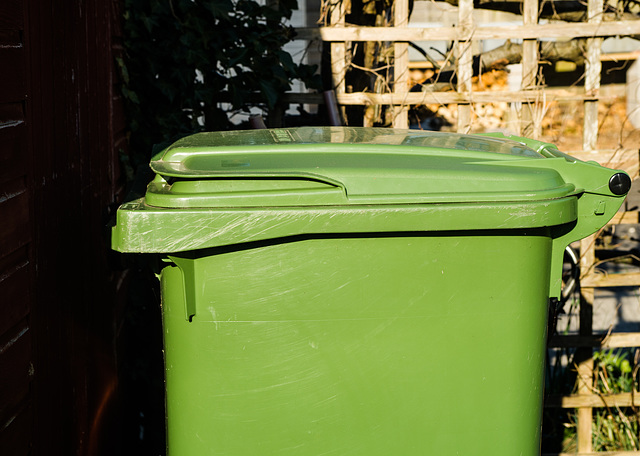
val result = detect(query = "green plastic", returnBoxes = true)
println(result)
[112,127,629,455]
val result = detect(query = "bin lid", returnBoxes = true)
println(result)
[113,127,630,253]
[146,127,567,208]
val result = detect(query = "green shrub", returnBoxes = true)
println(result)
[558,349,640,452]
[121,0,321,162]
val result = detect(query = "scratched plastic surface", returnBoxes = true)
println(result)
[163,235,550,455]
[111,127,630,455]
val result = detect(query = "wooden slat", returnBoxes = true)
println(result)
[578,234,596,454]
[0,102,25,124]
[0,246,30,338]
[0,0,22,30]
[549,332,640,349]
[577,354,593,451]
[0,178,29,258]
[520,0,538,138]
[546,392,640,408]
[580,272,640,288]
[297,20,640,42]
[609,212,639,224]
[0,324,31,423]
[583,0,603,152]
[0,48,26,104]
[329,1,346,97]
[0,29,24,110]
[392,0,409,128]
[456,0,472,133]
[0,30,21,46]
[280,89,625,106]
[0,403,31,456]
[0,103,27,184]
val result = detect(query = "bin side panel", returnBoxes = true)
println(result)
[161,234,550,456]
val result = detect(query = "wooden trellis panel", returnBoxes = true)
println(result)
[297,10,640,126]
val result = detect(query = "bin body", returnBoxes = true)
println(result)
[112,127,630,455]
[163,233,551,455]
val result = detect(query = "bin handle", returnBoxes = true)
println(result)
[169,255,196,321]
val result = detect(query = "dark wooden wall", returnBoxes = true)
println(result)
[0,2,31,454]
[0,1,129,454]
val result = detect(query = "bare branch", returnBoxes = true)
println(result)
[416,38,588,87]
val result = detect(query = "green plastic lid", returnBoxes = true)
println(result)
[113,127,629,255]
[147,127,564,208]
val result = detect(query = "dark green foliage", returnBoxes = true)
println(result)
[121,0,321,163]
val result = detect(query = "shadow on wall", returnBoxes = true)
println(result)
[118,264,166,455]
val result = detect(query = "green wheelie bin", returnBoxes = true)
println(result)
[112,127,631,455]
